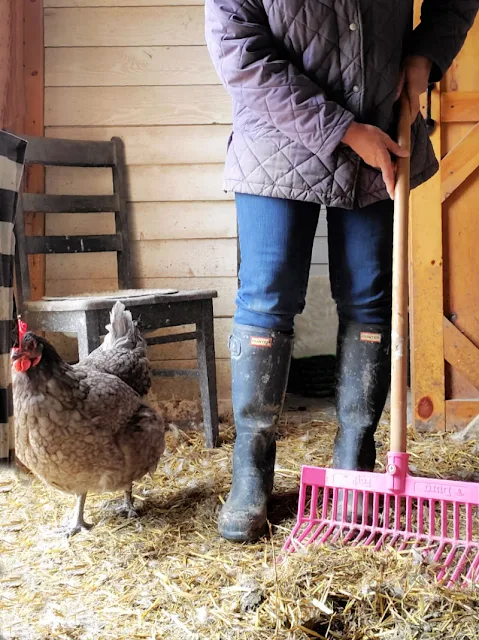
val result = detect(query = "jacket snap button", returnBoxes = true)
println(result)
[349,22,358,31]
[352,85,360,93]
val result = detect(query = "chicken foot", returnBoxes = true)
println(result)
[65,494,93,536]
[115,488,139,519]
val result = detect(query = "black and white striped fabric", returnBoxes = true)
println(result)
[0,130,27,462]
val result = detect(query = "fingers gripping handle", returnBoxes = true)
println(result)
[390,94,411,455]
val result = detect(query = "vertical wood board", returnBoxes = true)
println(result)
[409,83,445,431]
[24,0,46,301]
[441,15,479,401]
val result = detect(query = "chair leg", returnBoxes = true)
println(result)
[77,312,102,360]
[196,300,219,448]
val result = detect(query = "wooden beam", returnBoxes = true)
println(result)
[45,0,204,6]
[444,317,479,391]
[44,7,205,47]
[45,164,233,202]
[441,92,479,122]
[3,0,25,133]
[45,238,237,281]
[23,0,45,302]
[0,0,12,127]
[409,82,446,431]
[45,125,232,165]
[446,399,479,432]
[441,122,479,201]
[45,86,232,127]
[45,46,219,87]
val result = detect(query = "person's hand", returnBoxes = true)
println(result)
[396,55,432,120]
[341,122,409,199]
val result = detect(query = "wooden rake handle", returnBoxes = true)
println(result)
[390,94,412,453]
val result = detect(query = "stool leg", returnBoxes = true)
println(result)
[77,312,102,360]
[196,300,219,448]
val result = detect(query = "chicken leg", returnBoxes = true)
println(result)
[116,487,138,518]
[66,494,93,536]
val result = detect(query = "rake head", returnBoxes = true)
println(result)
[282,454,479,588]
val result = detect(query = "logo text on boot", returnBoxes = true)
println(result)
[250,336,273,348]
[360,332,382,344]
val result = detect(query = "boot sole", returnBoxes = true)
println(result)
[218,523,267,543]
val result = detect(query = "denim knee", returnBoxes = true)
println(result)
[234,287,306,332]
[327,199,393,326]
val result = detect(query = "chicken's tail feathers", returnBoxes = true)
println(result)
[102,300,145,351]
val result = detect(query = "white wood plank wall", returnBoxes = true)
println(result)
[43,0,329,400]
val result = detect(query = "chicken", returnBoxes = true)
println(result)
[77,301,151,397]
[451,413,479,452]
[11,331,166,535]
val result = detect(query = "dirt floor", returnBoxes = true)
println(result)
[1,396,479,640]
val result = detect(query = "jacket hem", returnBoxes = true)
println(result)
[223,156,439,210]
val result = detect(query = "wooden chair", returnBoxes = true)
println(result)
[14,135,219,447]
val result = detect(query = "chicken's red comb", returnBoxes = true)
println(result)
[17,316,28,343]
[10,317,28,358]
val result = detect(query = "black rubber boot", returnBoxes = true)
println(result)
[333,321,391,472]
[218,324,293,542]
[333,322,391,523]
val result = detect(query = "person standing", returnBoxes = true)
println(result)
[205,0,479,542]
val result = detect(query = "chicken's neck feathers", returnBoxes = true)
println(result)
[19,358,84,394]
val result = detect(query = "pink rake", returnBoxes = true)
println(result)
[282,95,479,588]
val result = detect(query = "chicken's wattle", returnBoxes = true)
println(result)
[13,356,32,373]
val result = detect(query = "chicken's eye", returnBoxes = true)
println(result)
[23,338,37,353]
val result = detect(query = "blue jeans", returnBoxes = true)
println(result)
[235,193,393,332]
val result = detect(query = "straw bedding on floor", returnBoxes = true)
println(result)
[1,402,478,640]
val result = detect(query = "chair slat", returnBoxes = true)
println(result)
[152,369,199,378]
[146,331,198,346]
[23,194,119,213]
[25,234,123,254]
[23,136,115,167]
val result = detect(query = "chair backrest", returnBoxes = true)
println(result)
[15,135,131,303]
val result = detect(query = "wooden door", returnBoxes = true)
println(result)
[410,5,479,432]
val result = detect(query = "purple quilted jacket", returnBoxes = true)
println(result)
[205,0,478,208]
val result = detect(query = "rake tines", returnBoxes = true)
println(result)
[282,464,479,587]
